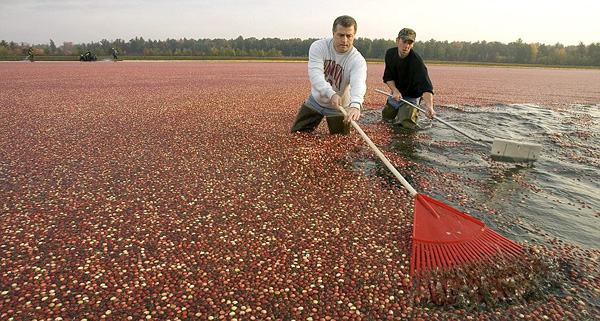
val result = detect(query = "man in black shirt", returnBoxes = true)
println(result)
[381,28,435,128]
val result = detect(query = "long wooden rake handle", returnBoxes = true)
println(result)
[374,89,494,143]
[337,106,418,196]
[338,106,441,218]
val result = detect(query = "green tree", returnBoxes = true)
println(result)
[3,35,600,66]
[529,43,539,63]
[508,38,531,63]
[0,42,8,56]
[371,38,394,59]
[49,39,57,54]
[587,43,600,65]
[446,42,463,61]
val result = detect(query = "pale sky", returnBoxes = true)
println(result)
[1,0,598,46]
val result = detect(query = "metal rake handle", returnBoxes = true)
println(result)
[374,89,494,144]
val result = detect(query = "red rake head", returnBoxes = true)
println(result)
[410,193,523,274]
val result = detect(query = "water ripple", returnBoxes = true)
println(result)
[364,103,599,249]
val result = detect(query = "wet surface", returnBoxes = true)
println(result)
[362,102,599,249]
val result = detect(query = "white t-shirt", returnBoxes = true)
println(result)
[308,38,367,110]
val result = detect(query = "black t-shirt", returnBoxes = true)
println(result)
[382,47,434,98]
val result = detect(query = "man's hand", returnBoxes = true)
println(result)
[331,93,342,110]
[344,107,361,123]
[391,89,402,102]
[332,94,360,123]
[424,105,436,119]
[421,92,435,119]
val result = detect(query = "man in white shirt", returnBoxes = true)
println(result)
[291,15,367,135]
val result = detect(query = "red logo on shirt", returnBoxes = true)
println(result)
[323,60,343,89]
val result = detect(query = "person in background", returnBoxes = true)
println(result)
[291,15,367,135]
[27,47,34,62]
[112,47,118,60]
[381,28,435,128]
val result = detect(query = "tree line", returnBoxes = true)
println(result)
[1,36,599,66]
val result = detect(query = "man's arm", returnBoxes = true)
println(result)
[385,80,402,102]
[421,92,435,119]
[345,57,367,122]
[307,41,336,100]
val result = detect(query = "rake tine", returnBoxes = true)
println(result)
[436,244,453,269]
[456,241,481,264]
[476,232,518,260]
[431,244,445,269]
[416,243,426,271]
[411,242,419,274]
[448,242,471,266]
[470,236,495,256]
[425,244,435,270]
[485,230,523,255]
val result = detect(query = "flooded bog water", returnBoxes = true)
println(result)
[363,102,599,249]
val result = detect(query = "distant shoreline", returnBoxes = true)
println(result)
[2,56,599,70]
